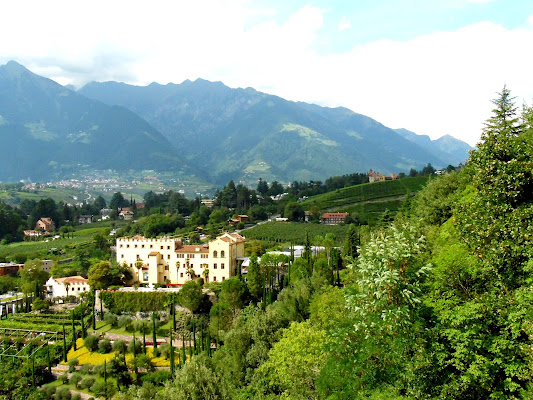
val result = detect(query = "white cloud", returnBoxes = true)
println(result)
[338,16,351,31]
[0,1,532,147]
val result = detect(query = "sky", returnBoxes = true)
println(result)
[1,0,532,146]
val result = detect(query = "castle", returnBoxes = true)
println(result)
[116,232,246,285]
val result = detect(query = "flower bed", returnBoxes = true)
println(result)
[62,338,170,367]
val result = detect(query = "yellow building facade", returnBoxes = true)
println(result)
[116,232,246,285]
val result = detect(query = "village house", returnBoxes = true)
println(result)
[45,275,90,299]
[78,215,93,225]
[116,232,246,285]
[322,212,349,225]
[0,262,24,277]
[24,230,42,237]
[119,208,134,220]
[368,169,398,183]
[36,217,55,233]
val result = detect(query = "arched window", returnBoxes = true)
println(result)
[220,250,225,257]
[213,250,218,258]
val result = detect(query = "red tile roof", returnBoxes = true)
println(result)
[322,213,349,218]
[175,245,209,253]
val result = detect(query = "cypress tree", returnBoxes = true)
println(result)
[169,327,175,375]
[104,359,107,400]
[172,300,176,331]
[72,314,77,351]
[182,330,186,367]
[62,324,67,362]
[47,343,51,375]
[152,312,158,350]
[143,328,146,355]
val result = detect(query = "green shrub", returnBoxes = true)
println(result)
[72,394,82,400]
[133,319,150,333]
[141,370,172,385]
[91,380,117,398]
[41,385,56,398]
[68,357,79,372]
[55,387,72,400]
[98,338,112,354]
[127,338,142,354]
[118,315,133,331]
[159,343,170,359]
[103,312,118,328]
[80,363,94,374]
[70,372,83,389]
[80,376,96,390]
[113,339,127,354]
[59,372,69,383]
[84,334,99,352]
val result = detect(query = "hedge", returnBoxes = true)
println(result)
[100,291,172,313]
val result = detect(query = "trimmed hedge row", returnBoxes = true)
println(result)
[101,291,172,313]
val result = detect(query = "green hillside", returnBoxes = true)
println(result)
[302,176,430,224]
[243,221,350,245]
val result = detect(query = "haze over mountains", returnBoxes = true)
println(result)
[0,61,472,184]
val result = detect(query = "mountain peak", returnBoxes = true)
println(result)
[1,60,31,77]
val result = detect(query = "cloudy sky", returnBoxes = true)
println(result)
[1,0,532,146]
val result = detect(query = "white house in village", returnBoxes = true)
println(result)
[45,276,90,299]
[116,232,246,285]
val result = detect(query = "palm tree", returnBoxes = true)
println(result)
[176,261,181,282]
[135,258,144,283]
[65,281,70,301]
[202,264,209,282]
[186,259,195,280]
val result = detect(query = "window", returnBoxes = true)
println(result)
[222,277,226,281]
[167,246,170,250]
[119,244,123,248]
[127,244,130,248]
[213,251,218,258]
[143,272,149,281]
[201,254,208,259]
[136,255,139,259]
[221,263,225,269]
[167,254,171,259]
[135,244,138,248]
[165,265,169,270]
[160,246,163,250]
[213,276,217,281]
[180,272,184,277]
[214,263,217,269]
[142,245,145,248]
[221,250,225,257]
[121,254,124,258]
[130,263,133,267]
[150,244,153,249]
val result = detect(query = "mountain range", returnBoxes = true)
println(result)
[0,61,472,185]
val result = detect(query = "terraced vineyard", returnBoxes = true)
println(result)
[301,176,430,224]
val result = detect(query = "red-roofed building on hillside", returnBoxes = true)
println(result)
[322,212,349,225]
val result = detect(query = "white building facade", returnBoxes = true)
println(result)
[46,276,90,299]
[116,232,246,285]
